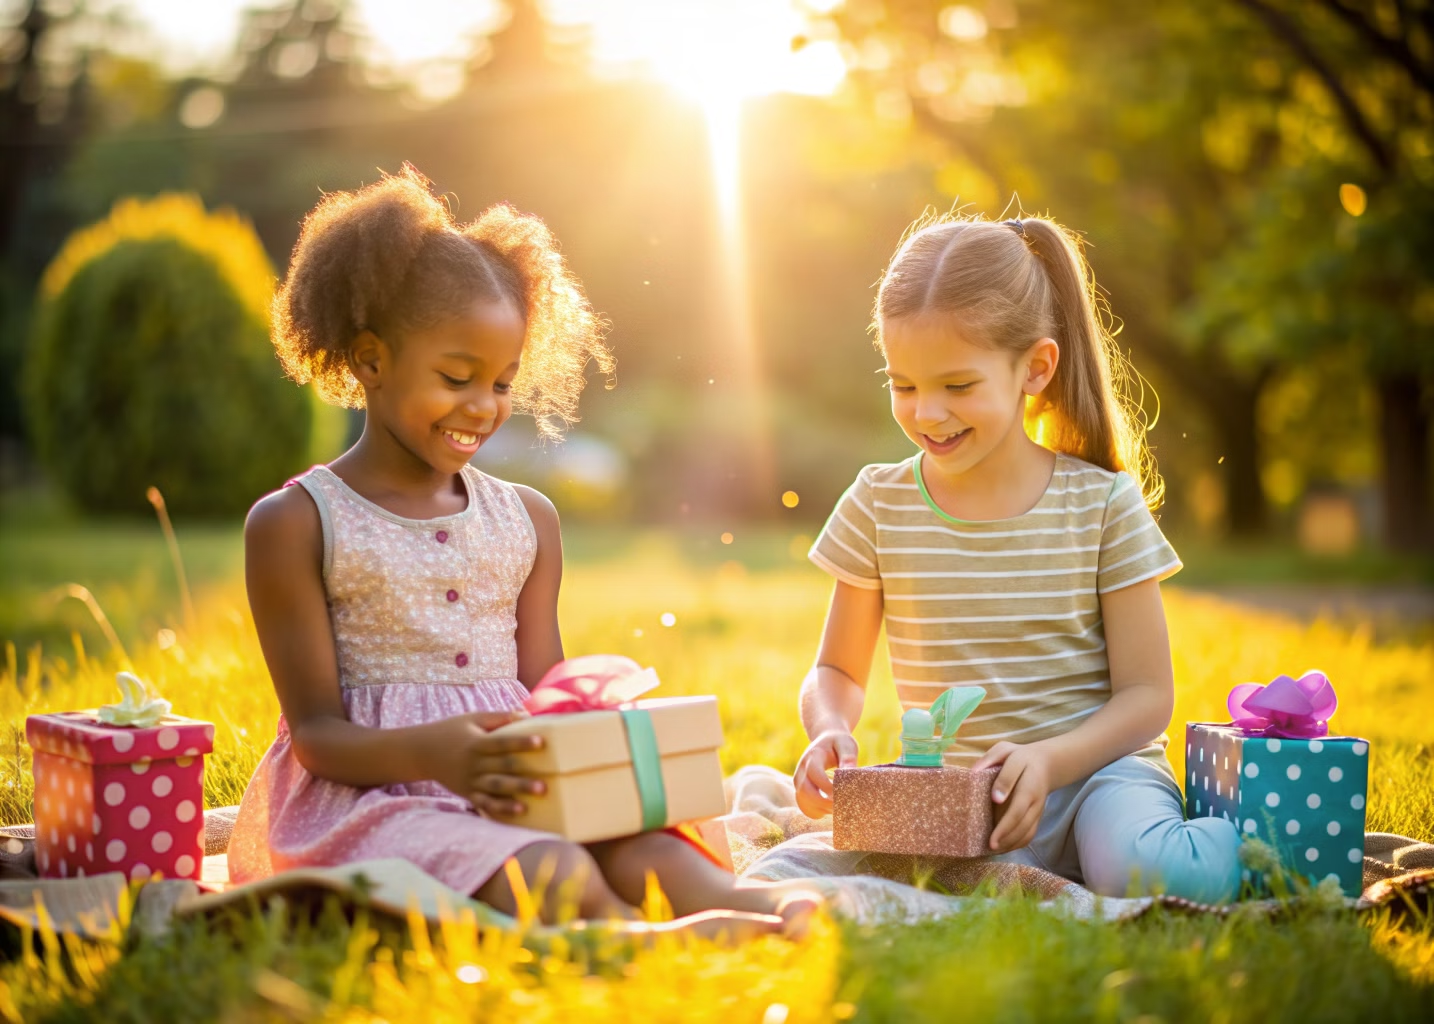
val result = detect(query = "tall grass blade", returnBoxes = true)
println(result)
[146,487,195,634]
[50,585,131,670]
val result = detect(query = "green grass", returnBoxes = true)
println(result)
[0,488,246,657]
[1168,540,1434,589]
[1,513,1433,1021]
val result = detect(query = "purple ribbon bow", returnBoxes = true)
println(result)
[1226,671,1337,739]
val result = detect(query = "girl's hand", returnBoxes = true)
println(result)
[422,711,548,816]
[973,741,1055,853]
[793,729,859,819]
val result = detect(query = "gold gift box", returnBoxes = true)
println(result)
[488,696,726,844]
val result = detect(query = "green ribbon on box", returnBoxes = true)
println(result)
[619,709,668,831]
[898,685,986,767]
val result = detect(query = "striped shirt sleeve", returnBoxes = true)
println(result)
[1096,473,1182,593]
[809,468,882,589]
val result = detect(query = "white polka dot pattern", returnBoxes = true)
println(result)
[300,465,537,689]
[1184,722,1370,896]
[26,744,210,881]
[26,709,213,768]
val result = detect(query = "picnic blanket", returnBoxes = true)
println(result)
[3,765,1432,937]
[719,766,1434,923]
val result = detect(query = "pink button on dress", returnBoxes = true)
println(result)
[227,464,557,896]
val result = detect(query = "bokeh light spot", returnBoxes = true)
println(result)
[660,612,677,627]
[939,6,989,41]
[178,87,225,129]
[721,531,734,544]
[1339,183,1367,217]
[781,490,800,508]
[455,963,487,984]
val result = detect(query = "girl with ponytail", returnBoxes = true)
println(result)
[794,213,1241,903]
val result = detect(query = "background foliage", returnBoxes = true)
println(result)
[23,194,318,515]
[0,0,1430,547]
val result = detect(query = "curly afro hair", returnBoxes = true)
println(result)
[271,163,612,438]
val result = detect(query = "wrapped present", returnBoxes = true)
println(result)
[833,686,998,857]
[26,673,214,882]
[488,656,726,844]
[1185,671,1369,896]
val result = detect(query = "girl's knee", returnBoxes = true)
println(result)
[1084,817,1242,904]
[1160,817,1243,904]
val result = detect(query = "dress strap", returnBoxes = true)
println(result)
[289,471,336,581]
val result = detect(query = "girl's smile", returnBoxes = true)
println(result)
[352,296,527,480]
[919,427,971,457]
[440,427,487,454]
[882,317,1031,477]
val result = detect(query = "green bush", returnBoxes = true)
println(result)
[24,195,316,516]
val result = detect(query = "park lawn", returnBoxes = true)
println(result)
[1,522,1432,1021]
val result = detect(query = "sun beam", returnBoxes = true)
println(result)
[545,0,847,225]
[539,1,847,512]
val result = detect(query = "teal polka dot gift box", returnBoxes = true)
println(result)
[1184,670,1368,896]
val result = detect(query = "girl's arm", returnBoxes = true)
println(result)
[975,577,1175,850]
[793,580,884,817]
[245,487,541,812]
[1046,577,1176,783]
[512,485,565,688]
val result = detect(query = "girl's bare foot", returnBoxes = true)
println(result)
[774,888,824,939]
[722,879,826,935]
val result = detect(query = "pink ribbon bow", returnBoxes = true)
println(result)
[1226,670,1337,739]
[523,654,661,716]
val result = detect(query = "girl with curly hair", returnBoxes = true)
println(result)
[228,166,812,938]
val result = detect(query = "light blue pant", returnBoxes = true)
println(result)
[994,753,1242,903]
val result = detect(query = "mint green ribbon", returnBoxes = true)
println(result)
[619,709,668,831]
[898,686,986,766]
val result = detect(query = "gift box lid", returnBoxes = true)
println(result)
[491,696,722,775]
[26,711,216,765]
[1187,722,1369,745]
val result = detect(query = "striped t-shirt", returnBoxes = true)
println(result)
[810,451,1182,773]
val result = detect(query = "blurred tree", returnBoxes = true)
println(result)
[1197,0,1434,549]
[829,1,1283,534]
[0,0,97,458]
[829,0,1433,545]
[61,1,391,257]
[24,194,315,515]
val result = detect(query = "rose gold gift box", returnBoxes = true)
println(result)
[832,764,999,858]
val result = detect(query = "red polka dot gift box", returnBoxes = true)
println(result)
[26,679,214,882]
